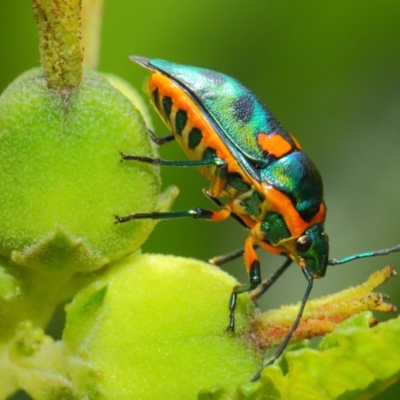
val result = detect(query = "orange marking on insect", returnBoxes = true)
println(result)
[149,72,247,180]
[244,236,258,273]
[229,208,257,230]
[257,133,292,157]
[257,238,284,255]
[259,185,326,238]
[289,133,302,150]
[210,207,231,222]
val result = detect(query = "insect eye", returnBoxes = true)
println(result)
[296,235,313,253]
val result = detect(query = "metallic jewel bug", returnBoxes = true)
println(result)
[116,56,400,379]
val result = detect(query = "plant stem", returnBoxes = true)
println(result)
[32,0,83,92]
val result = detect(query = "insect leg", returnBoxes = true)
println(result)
[250,256,293,302]
[227,237,261,332]
[204,190,250,229]
[147,129,175,146]
[207,159,228,197]
[209,248,245,266]
[206,191,261,266]
[115,206,231,224]
[120,152,226,168]
[251,269,314,381]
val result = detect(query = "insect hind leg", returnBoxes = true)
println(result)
[147,129,175,146]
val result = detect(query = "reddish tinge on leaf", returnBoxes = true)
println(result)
[252,266,396,348]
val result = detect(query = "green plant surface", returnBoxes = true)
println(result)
[5,253,394,400]
[62,254,261,399]
[0,67,160,272]
[200,314,400,400]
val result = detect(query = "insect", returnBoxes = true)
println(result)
[116,56,400,379]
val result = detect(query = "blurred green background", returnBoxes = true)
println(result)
[1,1,399,399]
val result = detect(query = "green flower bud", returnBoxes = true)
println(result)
[0,68,163,272]
[62,254,261,399]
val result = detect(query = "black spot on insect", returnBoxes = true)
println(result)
[201,70,226,86]
[202,146,217,161]
[162,96,172,118]
[267,114,284,133]
[175,109,188,135]
[152,88,160,110]
[188,127,202,149]
[232,95,254,123]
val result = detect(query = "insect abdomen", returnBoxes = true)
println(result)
[148,72,246,184]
